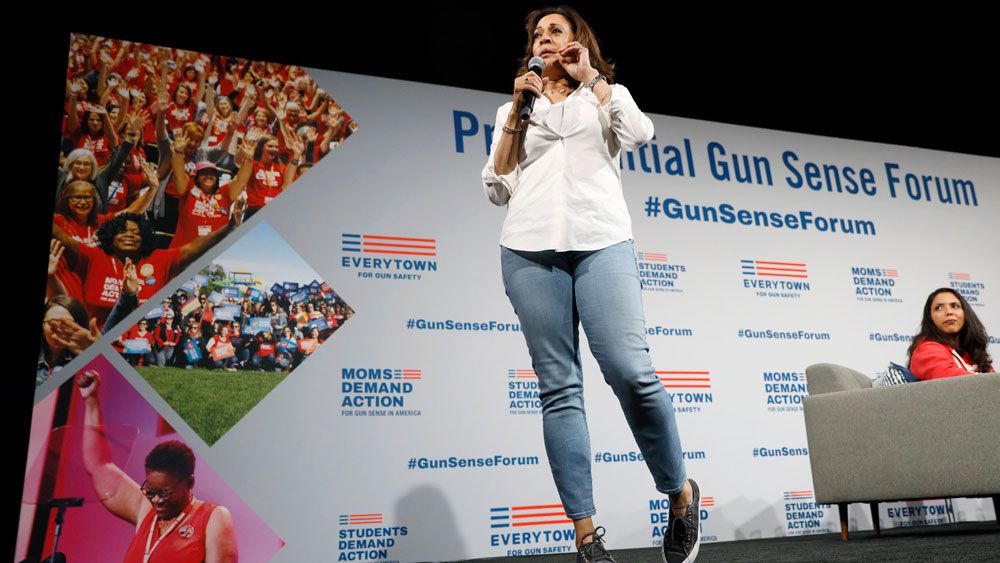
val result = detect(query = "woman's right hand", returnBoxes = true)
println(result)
[76,369,101,400]
[49,317,101,356]
[512,71,548,108]
[172,130,190,154]
[121,258,139,296]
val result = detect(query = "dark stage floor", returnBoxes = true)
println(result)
[469,521,1000,562]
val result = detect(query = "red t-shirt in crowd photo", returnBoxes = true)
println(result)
[246,161,287,209]
[205,115,232,148]
[52,213,115,302]
[71,130,113,166]
[75,245,182,326]
[170,187,232,248]
[165,101,195,133]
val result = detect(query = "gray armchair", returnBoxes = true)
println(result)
[802,363,1000,540]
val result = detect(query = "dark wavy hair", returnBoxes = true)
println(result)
[81,109,104,133]
[145,440,196,479]
[907,288,991,370]
[96,213,156,257]
[518,6,615,84]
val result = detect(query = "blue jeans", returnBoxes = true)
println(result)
[501,240,686,519]
[156,346,175,367]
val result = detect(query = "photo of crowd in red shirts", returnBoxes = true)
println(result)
[40,34,356,388]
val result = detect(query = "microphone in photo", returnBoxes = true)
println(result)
[518,56,546,121]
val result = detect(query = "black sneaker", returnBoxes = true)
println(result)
[662,479,701,563]
[577,526,616,563]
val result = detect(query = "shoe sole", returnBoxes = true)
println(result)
[661,534,701,563]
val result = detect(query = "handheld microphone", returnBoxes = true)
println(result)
[518,56,546,121]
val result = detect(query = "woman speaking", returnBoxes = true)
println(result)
[482,7,699,563]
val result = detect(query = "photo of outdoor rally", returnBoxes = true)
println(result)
[112,221,353,445]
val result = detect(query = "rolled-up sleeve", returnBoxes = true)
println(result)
[604,84,654,152]
[482,104,519,206]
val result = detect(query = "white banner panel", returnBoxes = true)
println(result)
[29,66,999,562]
[217,69,996,560]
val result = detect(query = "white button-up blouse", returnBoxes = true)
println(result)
[482,82,654,252]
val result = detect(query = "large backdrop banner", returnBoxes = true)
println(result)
[20,34,999,562]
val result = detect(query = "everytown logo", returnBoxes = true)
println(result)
[649,496,717,546]
[637,251,687,293]
[852,266,902,303]
[337,513,408,562]
[659,371,713,414]
[341,233,438,281]
[340,368,423,417]
[508,369,540,415]
[948,273,987,308]
[490,504,575,557]
[782,490,833,536]
[741,259,811,299]
[883,500,953,527]
[762,371,807,413]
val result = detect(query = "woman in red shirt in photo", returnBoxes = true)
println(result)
[206,321,237,371]
[165,83,198,136]
[169,129,249,248]
[238,106,277,149]
[907,288,994,380]
[118,318,156,367]
[201,91,249,150]
[154,310,181,367]
[78,370,237,562]
[51,205,245,329]
[52,176,157,302]
[230,134,302,219]
[66,85,119,166]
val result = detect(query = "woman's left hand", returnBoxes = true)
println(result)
[557,42,597,83]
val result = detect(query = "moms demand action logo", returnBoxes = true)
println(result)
[341,233,438,281]
[852,266,902,303]
[762,371,807,413]
[742,259,810,299]
[658,371,713,414]
[649,496,717,545]
[782,491,833,536]
[637,251,687,293]
[508,369,540,415]
[337,513,408,562]
[490,504,575,557]
[948,273,987,308]
[340,367,423,417]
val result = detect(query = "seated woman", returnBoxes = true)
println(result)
[907,288,994,380]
